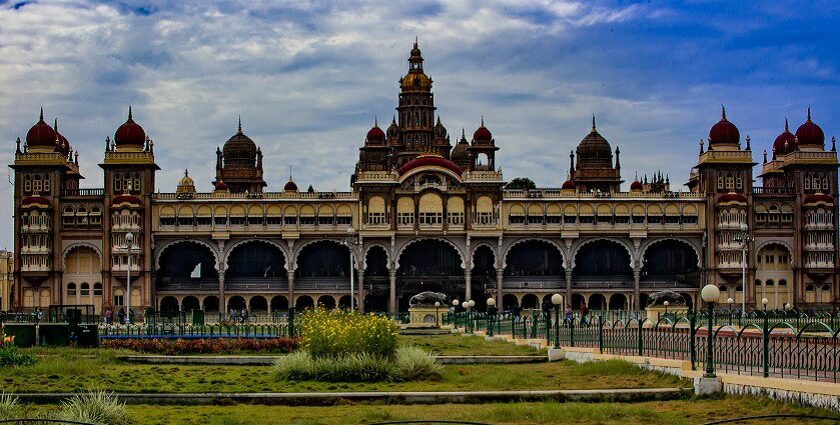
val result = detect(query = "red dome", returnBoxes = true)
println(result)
[366,125,385,144]
[562,179,576,190]
[630,180,643,191]
[804,193,833,205]
[795,108,825,148]
[21,195,50,209]
[708,107,740,146]
[398,155,462,176]
[718,191,747,204]
[26,109,56,148]
[473,125,492,142]
[114,107,146,148]
[284,180,299,192]
[111,194,142,208]
[773,118,796,158]
[214,180,228,191]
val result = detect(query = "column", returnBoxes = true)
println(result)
[218,274,225,310]
[633,269,641,310]
[464,268,472,302]
[496,269,504,309]
[287,269,295,309]
[565,269,573,308]
[357,268,365,313]
[388,268,397,314]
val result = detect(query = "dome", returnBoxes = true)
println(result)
[398,154,462,176]
[401,72,431,92]
[576,116,612,167]
[451,140,469,163]
[473,117,492,142]
[804,193,833,205]
[561,179,576,190]
[176,169,195,195]
[284,179,299,192]
[795,108,825,148]
[366,122,386,145]
[387,116,400,138]
[630,180,643,191]
[434,117,447,139]
[223,118,257,166]
[708,106,740,147]
[718,191,747,204]
[114,107,146,148]
[21,195,50,209]
[53,119,70,157]
[773,118,796,158]
[25,108,57,149]
[111,194,143,209]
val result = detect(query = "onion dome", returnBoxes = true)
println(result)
[387,116,400,138]
[366,118,386,145]
[223,116,257,166]
[401,38,431,92]
[772,118,796,158]
[213,180,228,192]
[284,179,299,192]
[795,107,825,148]
[21,195,51,209]
[114,106,146,149]
[53,119,71,157]
[433,116,447,139]
[26,108,57,149]
[708,106,740,147]
[176,169,196,196]
[111,194,143,209]
[718,191,747,204]
[804,192,833,205]
[630,180,643,191]
[561,179,576,190]
[450,129,469,165]
[472,117,492,143]
[398,154,462,176]
[576,115,612,167]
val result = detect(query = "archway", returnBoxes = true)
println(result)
[227,296,246,312]
[588,293,606,310]
[755,243,793,309]
[608,293,626,310]
[641,240,699,287]
[338,295,352,308]
[296,241,350,278]
[317,295,336,309]
[63,246,102,313]
[159,296,179,313]
[271,295,289,312]
[397,239,464,312]
[225,241,286,291]
[573,240,632,286]
[203,296,220,314]
[504,240,564,277]
[521,294,539,309]
[182,296,200,312]
[572,294,585,309]
[295,295,314,309]
[157,241,219,291]
[249,296,268,315]
[364,245,389,312]
[471,245,495,309]
[502,294,518,310]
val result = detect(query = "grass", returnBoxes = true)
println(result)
[0,347,682,393]
[397,333,544,356]
[80,396,840,424]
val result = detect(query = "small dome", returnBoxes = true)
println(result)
[401,72,431,92]
[111,194,143,209]
[773,118,796,158]
[26,108,57,149]
[214,180,228,191]
[718,191,747,204]
[398,154,462,176]
[387,116,400,138]
[284,179,299,192]
[114,107,146,148]
[795,108,825,148]
[223,118,257,166]
[473,118,492,142]
[576,116,612,167]
[630,180,643,191]
[366,122,386,145]
[804,193,833,205]
[451,140,469,162]
[562,179,576,190]
[708,106,740,146]
[21,195,51,209]
[177,169,195,195]
[434,117,447,139]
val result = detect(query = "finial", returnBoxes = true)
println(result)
[699,138,704,154]
[745,135,751,150]
[184,169,189,177]
[74,150,79,164]
[289,165,293,180]
[721,105,726,120]
[16,137,21,153]
[592,114,596,131]
[634,172,638,180]
[54,118,58,131]
[832,136,836,152]
[374,115,378,126]
[784,117,789,132]
[461,128,466,139]
[763,150,767,163]
[414,36,418,48]
[128,105,133,120]
[237,115,242,133]
[480,116,485,127]
[807,106,811,121]
[39,107,44,121]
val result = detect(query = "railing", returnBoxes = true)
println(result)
[752,187,794,195]
[62,188,105,196]
[448,308,840,383]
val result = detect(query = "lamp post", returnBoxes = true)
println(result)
[343,227,362,311]
[434,301,440,327]
[486,297,496,337]
[551,293,562,349]
[124,232,136,325]
[701,284,720,378]
[663,300,670,319]
[762,297,769,378]
[727,297,734,325]
[462,301,470,333]
[734,222,750,315]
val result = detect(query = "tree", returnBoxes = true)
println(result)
[506,177,536,190]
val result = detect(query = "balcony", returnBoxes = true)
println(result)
[752,187,793,195]
[157,277,220,292]
[62,188,105,197]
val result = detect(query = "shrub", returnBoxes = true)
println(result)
[99,338,297,354]
[57,391,131,425]
[0,335,35,367]
[300,309,399,359]
[273,346,440,382]
[0,393,20,420]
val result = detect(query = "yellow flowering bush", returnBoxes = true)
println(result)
[0,333,35,367]
[299,309,399,359]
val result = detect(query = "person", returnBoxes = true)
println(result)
[117,307,126,325]
[564,305,573,324]
[229,307,236,322]
[241,307,248,323]
[579,302,589,326]
[512,303,521,318]
[104,307,113,325]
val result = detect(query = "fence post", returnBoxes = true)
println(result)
[569,317,575,347]
[598,316,604,353]
[288,308,296,338]
[763,311,770,378]
[689,309,696,370]
[637,318,644,356]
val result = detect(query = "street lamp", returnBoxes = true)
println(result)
[124,232,137,325]
[486,297,496,337]
[551,293,562,349]
[663,300,670,318]
[733,222,750,315]
[761,297,769,378]
[701,284,720,378]
[727,297,734,325]
[451,299,460,327]
[434,301,440,327]
[344,227,362,311]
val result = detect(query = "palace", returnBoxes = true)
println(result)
[8,41,839,316]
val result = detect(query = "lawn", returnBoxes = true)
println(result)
[15,396,835,424]
[0,347,683,393]
[397,333,544,356]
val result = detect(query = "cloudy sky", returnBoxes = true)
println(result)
[1,0,838,249]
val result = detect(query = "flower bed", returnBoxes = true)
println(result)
[0,335,35,367]
[101,337,297,355]
[300,309,398,359]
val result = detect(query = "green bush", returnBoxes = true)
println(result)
[57,391,132,425]
[274,346,441,382]
[300,309,398,359]
[0,336,35,367]
[0,393,21,420]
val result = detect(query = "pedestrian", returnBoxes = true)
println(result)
[117,307,126,325]
[579,303,589,326]
[104,307,113,325]
[564,305,572,323]
[241,307,248,323]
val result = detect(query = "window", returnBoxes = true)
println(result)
[397,213,414,225]
[299,216,315,225]
[717,176,724,190]
[419,212,442,225]
[665,216,680,224]
[113,295,124,306]
[178,216,194,226]
[93,283,103,296]
[778,280,787,286]
[509,214,526,224]
[80,283,90,296]
[67,283,77,296]
[367,212,386,225]
[230,216,246,225]
[159,217,176,226]
[447,212,464,225]
[249,216,265,226]
[214,216,228,226]
[317,216,334,226]
[648,216,662,224]
[632,216,645,224]
[527,215,543,225]
[33,175,42,193]
[114,177,122,192]
[335,216,352,225]
[682,216,698,224]
[265,216,281,225]
[564,215,577,224]
[24,175,32,193]
[579,216,594,224]
[736,175,743,189]
[196,216,212,226]
[284,216,297,225]
[725,174,734,189]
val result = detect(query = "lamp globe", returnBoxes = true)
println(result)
[701,284,720,303]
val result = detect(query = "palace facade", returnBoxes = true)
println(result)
[9,42,839,316]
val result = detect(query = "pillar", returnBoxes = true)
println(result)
[357,268,365,313]
[287,269,295,308]
[388,268,397,314]
[464,268,472,302]
[565,269,573,308]
[496,269,504,309]
[633,269,640,310]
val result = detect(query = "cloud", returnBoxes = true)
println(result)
[0,0,839,249]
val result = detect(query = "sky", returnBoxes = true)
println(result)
[0,0,839,249]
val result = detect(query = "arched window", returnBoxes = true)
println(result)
[725,173,734,189]
[24,175,32,193]
[736,175,743,189]
[717,175,724,190]
[93,283,103,296]
[67,283,77,296]
[778,279,787,286]
[80,283,90,296]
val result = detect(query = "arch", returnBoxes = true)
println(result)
[284,205,297,216]
[570,238,634,270]
[317,295,336,309]
[395,238,466,269]
[639,237,702,269]
[196,205,212,217]
[471,244,496,275]
[248,204,264,216]
[271,295,289,311]
[572,293,585,308]
[475,196,494,213]
[295,295,314,309]
[156,239,220,272]
[363,244,390,275]
[178,205,193,217]
[159,205,176,217]
[266,205,282,216]
[398,166,462,184]
[317,204,333,216]
[182,296,200,312]
[608,293,626,310]
[418,192,443,212]
[159,296,179,313]
[61,243,102,268]
[249,295,268,313]
[502,238,565,269]
[447,197,465,214]
[502,239,565,276]
[755,240,794,257]
[397,197,414,213]
[227,296,246,311]
[338,295,352,308]
[588,293,606,310]
[224,239,287,273]
[502,294,518,308]
[368,196,386,213]
[521,294,539,309]
[203,296,220,313]
[294,240,350,277]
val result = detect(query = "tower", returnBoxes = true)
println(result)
[571,115,622,192]
[213,117,266,193]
